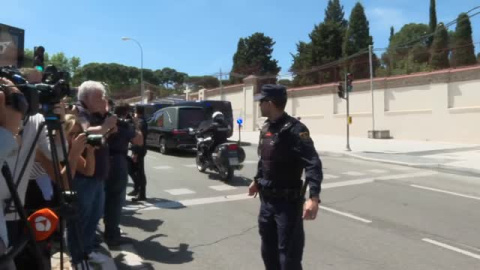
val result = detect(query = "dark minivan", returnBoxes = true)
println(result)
[138,100,234,138]
[146,106,206,154]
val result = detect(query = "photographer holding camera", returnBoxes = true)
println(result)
[0,77,26,270]
[63,113,101,269]
[72,81,117,265]
[103,102,143,247]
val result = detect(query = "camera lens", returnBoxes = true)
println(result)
[86,134,104,147]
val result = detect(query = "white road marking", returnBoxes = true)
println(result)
[141,194,252,210]
[411,185,480,201]
[123,201,156,211]
[323,171,437,189]
[153,165,173,170]
[184,164,198,168]
[342,171,365,176]
[320,206,372,223]
[243,160,258,164]
[323,178,376,189]
[390,166,414,171]
[324,174,339,179]
[125,172,436,211]
[165,188,196,195]
[209,184,237,191]
[146,154,161,160]
[422,238,480,260]
[368,169,389,174]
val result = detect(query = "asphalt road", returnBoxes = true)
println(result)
[107,144,480,270]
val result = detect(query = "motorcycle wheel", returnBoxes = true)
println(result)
[196,155,207,173]
[219,166,234,181]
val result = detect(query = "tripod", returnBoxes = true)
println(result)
[1,112,91,270]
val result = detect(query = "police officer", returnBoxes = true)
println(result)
[130,105,148,202]
[104,102,143,247]
[248,84,323,270]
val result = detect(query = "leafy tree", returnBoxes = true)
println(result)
[291,42,315,86]
[430,23,449,70]
[325,0,347,27]
[186,76,220,91]
[382,23,430,75]
[451,13,476,67]
[278,79,293,87]
[343,2,373,79]
[291,0,347,86]
[428,0,437,47]
[48,52,70,72]
[230,32,280,83]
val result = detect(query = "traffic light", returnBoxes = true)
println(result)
[346,73,353,92]
[33,46,45,71]
[337,83,345,99]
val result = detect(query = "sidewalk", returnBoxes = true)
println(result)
[238,131,480,176]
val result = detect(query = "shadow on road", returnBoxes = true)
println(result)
[114,234,194,269]
[121,211,164,233]
[124,197,187,212]
[204,172,252,187]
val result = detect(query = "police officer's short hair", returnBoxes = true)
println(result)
[270,97,287,111]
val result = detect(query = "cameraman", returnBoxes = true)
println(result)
[2,69,78,269]
[104,102,142,247]
[0,77,25,270]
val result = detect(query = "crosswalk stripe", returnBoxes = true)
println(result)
[165,188,196,195]
[153,165,172,170]
[324,174,339,179]
[342,171,365,176]
[243,160,258,164]
[368,169,389,174]
[209,185,237,191]
[184,164,198,168]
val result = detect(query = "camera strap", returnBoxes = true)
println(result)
[2,162,17,215]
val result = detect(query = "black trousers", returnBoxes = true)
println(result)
[128,154,147,197]
[258,196,305,270]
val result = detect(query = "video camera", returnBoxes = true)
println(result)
[0,65,73,116]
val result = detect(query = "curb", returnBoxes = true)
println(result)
[323,151,480,177]
[241,141,480,177]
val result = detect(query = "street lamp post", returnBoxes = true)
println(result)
[122,37,144,104]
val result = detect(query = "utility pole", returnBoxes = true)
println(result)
[346,73,353,152]
[219,68,224,101]
[369,44,375,132]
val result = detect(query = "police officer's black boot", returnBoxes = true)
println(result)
[132,188,146,202]
[127,189,139,197]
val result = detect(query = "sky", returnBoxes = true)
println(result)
[2,0,479,77]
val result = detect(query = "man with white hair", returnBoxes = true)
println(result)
[68,81,117,267]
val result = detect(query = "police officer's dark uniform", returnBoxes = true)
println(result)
[254,85,323,270]
[130,107,148,201]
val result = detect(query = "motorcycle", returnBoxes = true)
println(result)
[194,129,245,181]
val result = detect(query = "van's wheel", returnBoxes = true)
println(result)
[159,137,168,155]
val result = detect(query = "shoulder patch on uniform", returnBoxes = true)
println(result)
[299,131,310,140]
